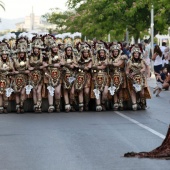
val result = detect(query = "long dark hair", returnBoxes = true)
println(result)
[154,45,162,57]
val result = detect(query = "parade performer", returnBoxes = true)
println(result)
[0,42,13,113]
[29,35,45,112]
[74,43,92,111]
[62,35,77,112]
[45,38,64,112]
[126,45,151,110]
[91,43,109,111]
[108,43,128,110]
[12,38,30,113]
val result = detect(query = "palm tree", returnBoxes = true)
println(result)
[0,1,5,11]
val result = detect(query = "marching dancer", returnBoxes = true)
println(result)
[108,43,129,110]
[91,43,109,111]
[74,43,92,111]
[29,35,46,112]
[12,38,30,113]
[0,42,14,113]
[126,45,151,110]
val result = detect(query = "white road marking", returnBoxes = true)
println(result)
[115,111,165,139]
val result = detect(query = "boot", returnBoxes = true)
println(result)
[36,99,42,113]
[113,103,119,111]
[20,100,24,113]
[65,104,71,112]
[48,105,55,113]
[119,100,124,111]
[140,98,146,110]
[79,103,84,112]
[16,104,20,113]
[84,95,90,111]
[70,98,76,112]
[0,106,4,113]
[132,103,137,111]
[101,101,106,111]
[55,99,60,112]
[96,105,102,112]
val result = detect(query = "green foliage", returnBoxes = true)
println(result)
[43,0,170,41]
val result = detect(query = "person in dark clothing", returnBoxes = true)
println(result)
[153,67,167,97]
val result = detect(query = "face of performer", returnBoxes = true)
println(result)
[99,50,105,58]
[2,54,8,60]
[52,47,58,53]
[19,52,25,58]
[112,50,119,57]
[83,50,89,58]
[133,52,140,59]
[33,48,40,55]
[66,47,72,56]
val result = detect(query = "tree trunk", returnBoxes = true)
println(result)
[124,125,170,159]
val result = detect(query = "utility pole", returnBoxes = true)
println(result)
[108,33,110,42]
[126,28,129,43]
[151,4,154,71]
[151,5,154,56]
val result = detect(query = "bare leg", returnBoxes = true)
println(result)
[96,95,102,111]
[140,89,146,109]
[20,88,26,113]
[48,93,54,112]
[156,88,162,97]
[63,89,71,112]
[55,84,61,112]
[147,65,150,78]
[3,95,8,113]
[118,89,124,110]
[131,90,137,110]
[0,95,3,113]
[101,86,108,111]
[36,84,42,112]
[78,90,83,112]
[33,88,37,105]
[15,93,20,113]
[113,93,118,110]
[84,87,90,111]
[70,86,76,111]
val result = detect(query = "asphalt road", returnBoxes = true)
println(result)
[0,88,170,170]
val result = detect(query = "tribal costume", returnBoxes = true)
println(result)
[108,43,129,110]
[0,42,13,113]
[44,37,64,112]
[126,45,151,110]
[12,38,29,113]
[74,43,92,111]
[91,43,109,111]
[29,35,45,112]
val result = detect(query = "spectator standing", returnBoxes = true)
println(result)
[160,42,167,67]
[143,39,151,78]
[152,45,163,77]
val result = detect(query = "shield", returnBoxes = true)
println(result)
[111,73,122,90]
[75,72,86,91]
[31,70,42,86]
[0,79,7,94]
[95,73,106,90]
[15,75,25,87]
[51,69,60,82]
